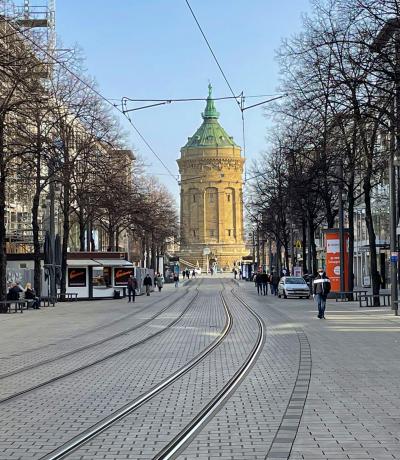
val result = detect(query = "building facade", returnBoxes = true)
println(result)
[177,85,248,271]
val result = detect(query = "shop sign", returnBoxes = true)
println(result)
[68,268,86,287]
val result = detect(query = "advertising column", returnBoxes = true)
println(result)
[325,229,349,293]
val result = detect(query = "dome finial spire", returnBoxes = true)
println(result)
[202,82,219,119]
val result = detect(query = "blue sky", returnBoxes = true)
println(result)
[56,1,312,200]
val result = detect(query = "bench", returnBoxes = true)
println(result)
[57,292,78,301]
[335,290,368,302]
[359,293,391,308]
[40,296,56,307]
[0,300,30,313]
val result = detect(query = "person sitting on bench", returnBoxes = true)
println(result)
[24,283,40,309]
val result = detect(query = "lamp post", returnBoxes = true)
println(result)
[371,20,400,315]
[338,162,346,294]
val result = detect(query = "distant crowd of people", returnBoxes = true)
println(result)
[253,271,282,296]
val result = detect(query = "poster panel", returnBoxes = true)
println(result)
[325,230,349,293]
[114,267,133,286]
[68,268,86,287]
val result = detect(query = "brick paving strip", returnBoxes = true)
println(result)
[265,330,311,460]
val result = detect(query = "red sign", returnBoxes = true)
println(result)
[325,230,349,293]
[114,268,133,286]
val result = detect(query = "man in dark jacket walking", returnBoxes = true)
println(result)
[313,268,331,319]
[143,274,152,296]
[127,274,138,302]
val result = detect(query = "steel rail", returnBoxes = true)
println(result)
[0,281,198,380]
[0,284,202,404]
[40,283,232,460]
[153,287,265,460]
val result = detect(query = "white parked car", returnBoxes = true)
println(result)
[278,276,310,299]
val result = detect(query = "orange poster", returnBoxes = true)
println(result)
[325,230,349,293]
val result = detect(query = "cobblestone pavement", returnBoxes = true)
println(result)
[183,281,400,460]
[0,280,224,459]
[0,284,199,401]
[0,279,194,375]
[2,277,400,459]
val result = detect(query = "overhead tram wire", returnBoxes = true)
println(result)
[6,17,179,184]
[184,0,288,182]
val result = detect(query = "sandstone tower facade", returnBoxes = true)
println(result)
[177,85,248,271]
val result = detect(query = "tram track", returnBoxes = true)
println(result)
[0,280,198,381]
[0,282,203,404]
[0,279,195,362]
[39,283,265,460]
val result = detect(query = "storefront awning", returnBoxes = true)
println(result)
[92,259,133,267]
[67,259,101,267]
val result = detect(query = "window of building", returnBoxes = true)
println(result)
[210,229,215,237]
[227,229,231,237]
[227,194,231,202]
[193,229,196,237]
[209,194,214,203]
[92,267,112,288]
[193,194,196,203]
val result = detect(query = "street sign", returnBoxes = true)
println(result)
[390,252,398,263]
[203,247,210,255]
[295,240,302,249]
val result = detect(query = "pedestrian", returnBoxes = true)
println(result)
[7,282,23,300]
[255,272,263,295]
[313,268,331,319]
[271,272,280,296]
[186,269,190,279]
[127,273,138,302]
[143,273,152,296]
[24,283,40,309]
[233,268,237,279]
[155,273,164,292]
[210,267,214,276]
[192,269,196,278]
[239,269,242,280]
[174,273,179,288]
[261,271,269,295]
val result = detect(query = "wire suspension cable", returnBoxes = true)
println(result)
[184,0,241,110]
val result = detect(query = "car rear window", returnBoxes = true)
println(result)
[285,277,306,284]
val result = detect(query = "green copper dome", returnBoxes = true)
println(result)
[183,84,238,148]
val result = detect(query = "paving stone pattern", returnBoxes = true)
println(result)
[178,285,301,460]
[67,287,261,459]
[2,277,400,460]
[0,289,199,401]
[0,282,224,459]
[0,280,195,376]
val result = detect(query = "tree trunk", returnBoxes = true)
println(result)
[347,186,355,296]
[32,191,41,295]
[364,176,380,306]
[0,120,7,305]
[61,159,71,296]
[302,218,307,274]
[108,225,114,251]
[0,163,6,305]
[79,207,85,251]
